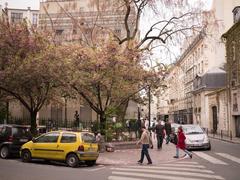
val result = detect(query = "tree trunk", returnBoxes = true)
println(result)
[116,99,129,123]
[30,111,38,136]
[99,112,106,135]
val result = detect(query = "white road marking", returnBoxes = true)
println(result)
[108,176,147,180]
[175,161,199,164]
[156,163,206,168]
[85,165,106,171]
[216,153,240,164]
[194,152,228,165]
[111,167,224,180]
[112,171,211,180]
[127,165,214,174]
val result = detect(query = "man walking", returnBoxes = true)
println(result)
[155,120,165,149]
[137,126,152,165]
[164,119,172,144]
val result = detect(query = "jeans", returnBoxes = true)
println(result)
[156,135,163,149]
[176,147,192,157]
[139,144,152,163]
[165,134,171,144]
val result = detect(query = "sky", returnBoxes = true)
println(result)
[0,0,40,10]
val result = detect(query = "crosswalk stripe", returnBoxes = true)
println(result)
[126,165,214,174]
[108,176,146,180]
[216,153,240,164]
[194,152,228,165]
[112,171,212,180]
[155,164,206,168]
[175,161,199,164]
[111,168,224,179]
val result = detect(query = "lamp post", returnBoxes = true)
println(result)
[148,85,151,129]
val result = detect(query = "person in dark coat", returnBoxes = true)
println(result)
[174,126,192,158]
[164,120,172,144]
[154,120,165,149]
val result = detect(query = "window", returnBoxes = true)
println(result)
[32,13,38,26]
[35,132,60,143]
[11,12,23,23]
[12,127,29,136]
[81,133,96,143]
[232,41,236,62]
[56,29,64,35]
[61,133,76,143]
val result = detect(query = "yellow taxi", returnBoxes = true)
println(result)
[20,131,99,167]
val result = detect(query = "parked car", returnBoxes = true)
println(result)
[0,124,32,159]
[182,124,211,150]
[169,123,180,144]
[20,131,99,167]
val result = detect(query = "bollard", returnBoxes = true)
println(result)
[221,130,223,139]
[230,131,232,141]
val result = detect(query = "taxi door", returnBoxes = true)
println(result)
[56,132,78,160]
[31,132,60,159]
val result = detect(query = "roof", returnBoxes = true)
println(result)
[205,67,226,74]
[222,21,240,39]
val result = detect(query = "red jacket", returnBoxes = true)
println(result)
[177,130,186,150]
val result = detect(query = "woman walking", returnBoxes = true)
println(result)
[174,126,192,158]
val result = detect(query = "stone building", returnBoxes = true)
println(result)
[157,0,240,129]
[39,0,136,43]
[0,5,38,26]
[222,6,240,137]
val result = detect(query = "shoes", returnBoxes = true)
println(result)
[147,162,152,165]
[173,156,179,158]
[137,160,142,165]
[189,154,192,159]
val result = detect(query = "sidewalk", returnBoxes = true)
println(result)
[97,138,186,166]
[208,133,240,144]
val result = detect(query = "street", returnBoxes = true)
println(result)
[1,138,240,180]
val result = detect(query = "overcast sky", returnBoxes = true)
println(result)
[0,0,40,10]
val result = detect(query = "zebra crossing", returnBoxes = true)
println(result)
[107,152,240,180]
[108,161,225,180]
[194,152,240,165]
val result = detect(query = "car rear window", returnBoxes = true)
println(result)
[12,127,29,137]
[183,126,204,135]
[60,133,76,143]
[81,133,96,143]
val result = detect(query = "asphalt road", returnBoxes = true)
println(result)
[0,138,240,180]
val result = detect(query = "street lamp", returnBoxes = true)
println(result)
[148,85,151,129]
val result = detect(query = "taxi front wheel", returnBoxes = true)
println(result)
[66,154,79,168]
[21,150,31,162]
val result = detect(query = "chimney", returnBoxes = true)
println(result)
[233,6,240,23]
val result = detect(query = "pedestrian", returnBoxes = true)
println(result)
[74,111,80,127]
[155,120,165,149]
[164,119,172,144]
[136,126,153,165]
[174,126,192,158]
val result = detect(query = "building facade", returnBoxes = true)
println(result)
[222,6,240,137]
[157,0,240,133]
[0,5,38,26]
[39,0,136,43]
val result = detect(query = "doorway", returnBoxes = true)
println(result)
[212,106,218,133]
[235,116,240,137]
